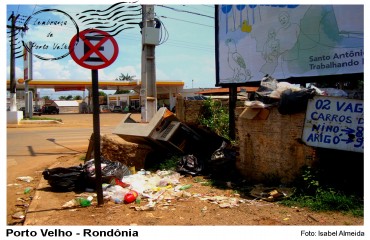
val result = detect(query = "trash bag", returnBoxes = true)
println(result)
[84,157,131,183]
[42,165,86,192]
[278,88,316,115]
[211,141,236,165]
[208,141,237,179]
[176,154,203,176]
[258,75,278,93]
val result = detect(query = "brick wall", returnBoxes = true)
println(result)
[236,106,317,184]
[176,97,317,184]
[175,96,205,125]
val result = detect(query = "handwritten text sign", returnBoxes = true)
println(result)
[302,96,363,153]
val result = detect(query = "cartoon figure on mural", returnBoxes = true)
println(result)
[260,28,280,75]
[276,12,300,76]
[276,11,300,57]
[225,38,252,82]
[259,11,300,77]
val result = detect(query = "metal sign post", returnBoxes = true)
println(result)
[91,69,103,204]
[228,86,237,140]
[69,29,119,205]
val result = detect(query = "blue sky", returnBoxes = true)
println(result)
[4,0,368,100]
[5,1,216,98]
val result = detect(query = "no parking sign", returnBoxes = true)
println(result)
[69,28,119,205]
[69,28,119,69]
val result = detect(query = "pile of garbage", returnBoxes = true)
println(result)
[247,75,350,115]
[43,156,296,210]
[58,168,245,210]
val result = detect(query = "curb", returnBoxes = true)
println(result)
[7,120,63,128]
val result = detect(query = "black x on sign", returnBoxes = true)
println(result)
[69,29,119,70]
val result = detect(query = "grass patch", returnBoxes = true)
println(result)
[279,166,364,217]
[24,117,62,122]
[280,191,363,217]
[147,154,180,172]
[79,155,86,162]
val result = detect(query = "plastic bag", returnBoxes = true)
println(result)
[42,165,86,192]
[278,88,316,115]
[254,75,280,104]
[211,141,236,165]
[258,75,278,93]
[84,157,131,182]
[176,154,203,176]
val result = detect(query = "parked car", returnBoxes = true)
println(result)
[42,106,59,114]
[19,107,42,116]
[33,106,42,116]
[111,106,122,113]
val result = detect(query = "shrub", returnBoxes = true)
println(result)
[198,98,230,140]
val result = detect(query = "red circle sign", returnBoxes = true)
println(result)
[69,29,119,70]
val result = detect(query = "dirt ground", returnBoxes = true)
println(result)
[7,113,364,226]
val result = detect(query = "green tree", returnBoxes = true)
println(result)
[115,89,131,94]
[98,91,107,97]
[116,73,135,81]
[59,96,67,100]
[42,96,50,100]
[73,95,82,100]
[66,95,73,100]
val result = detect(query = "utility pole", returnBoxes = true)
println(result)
[140,5,158,122]
[7,12,28,112]
[24,41,33,118]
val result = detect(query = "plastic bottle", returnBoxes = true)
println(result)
[110,177,130,188]
[138,169,146,175]
[135,195,141,204]
[62,199,78,208]
[124,190,138,204]
[110,191,124,204]
[77,197,91,207]
[24,187,32,194]
[179,184,192,190]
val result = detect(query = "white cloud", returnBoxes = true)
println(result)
[32,59,71,79]
[6,66,23,81]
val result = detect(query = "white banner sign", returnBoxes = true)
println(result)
[216,5,364,85]
[302,96,364,153]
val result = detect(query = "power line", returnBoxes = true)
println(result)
[181,4,215,15]
[160,15,214,28]
[156,5,214,19]
[202,5,215,8]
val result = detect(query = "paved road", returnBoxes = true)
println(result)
[6,113,143,224]
[6,113,140,180]
[8,127,89,157]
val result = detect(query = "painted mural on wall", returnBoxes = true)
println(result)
[302,96,364,153]
[216,5,364,85]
